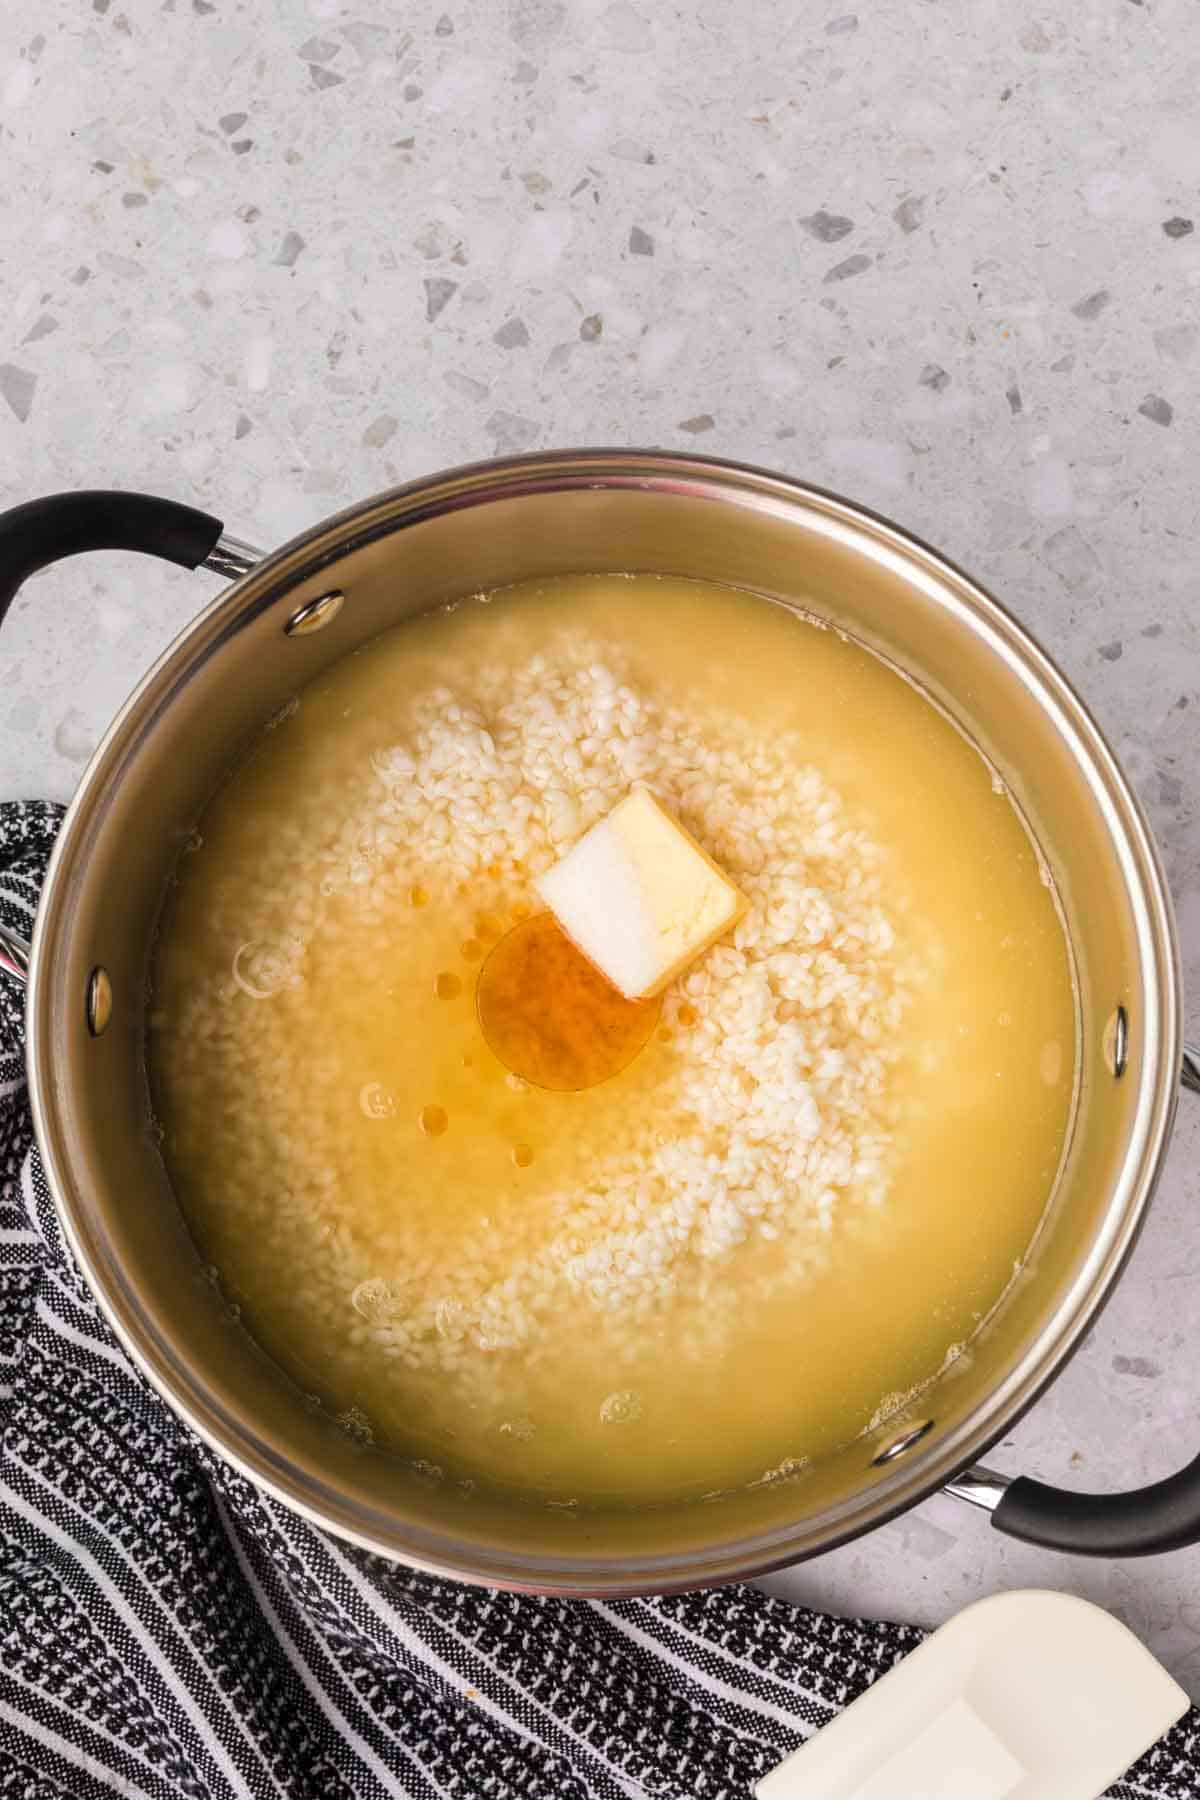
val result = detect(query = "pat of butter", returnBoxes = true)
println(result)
[535,789,747,1000]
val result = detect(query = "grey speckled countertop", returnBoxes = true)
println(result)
[3,0,1200,1694]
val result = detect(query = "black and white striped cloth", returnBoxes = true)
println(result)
[0,799,1196,1798]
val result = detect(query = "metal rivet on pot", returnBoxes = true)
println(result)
[284,590,344,637]
[871,1419,934,1466]
[86,967,112,1037]
[1103,1005,1129,1079]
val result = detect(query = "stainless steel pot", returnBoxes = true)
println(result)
[2,451,1199,1593]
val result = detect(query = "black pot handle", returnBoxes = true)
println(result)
[946,1046,1200,1556]
[0,490,241,986]
[0,490,226,628]
[990,1454,1200,1556]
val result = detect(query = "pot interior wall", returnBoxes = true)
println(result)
[32,462,1174,1585]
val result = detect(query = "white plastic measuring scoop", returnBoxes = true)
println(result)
[755,1590,1188,1800]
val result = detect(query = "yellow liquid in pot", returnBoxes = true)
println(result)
[150,575,1077,1505]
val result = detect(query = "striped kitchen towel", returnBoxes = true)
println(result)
[0,797,1196,1799]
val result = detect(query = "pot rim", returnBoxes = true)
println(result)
[25,448,1183,1591]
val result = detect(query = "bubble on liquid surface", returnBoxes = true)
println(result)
[749,1454,810,1489]
[336,1405,375,1444]
[500,1417,536,1441]
[599,1389,642,1426]
[359,1082,396,1119]
[351,1278,405,1321]
[231,938,303,999]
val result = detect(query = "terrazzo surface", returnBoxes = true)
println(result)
[2,0,1200,1693]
